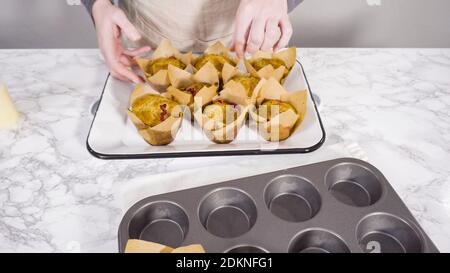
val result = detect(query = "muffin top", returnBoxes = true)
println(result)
[194,54,236,72]
[131,94,179,127]
[182,82,212,96]
[203,100,238,125]
[258,100,296,121]
[230,75,260,97]
[147,57,186,75]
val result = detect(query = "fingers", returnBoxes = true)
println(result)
[108,57,142,83]
[246,18,266,54]
[102,37,142,83]
[261,18,281,51]
[110,70,128,82]
[232,0,293,56]
[123,46,151,57]
[113,61,143,83]
[110,68,144,83]
[232,15,253,58]
[275,17,293,51]
[93,3,144,83]
[112,9,141,42]
[119,55,133,67]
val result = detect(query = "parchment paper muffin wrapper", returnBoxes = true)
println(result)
[125,239,205,253]
[244,47,296,83]
[222,62,263,105]
[165,62,219,114]
[249,78,307,142]
[135,39,193,90]
[126,84,184,146]
[193,82,253,144]
[192,41,240,76]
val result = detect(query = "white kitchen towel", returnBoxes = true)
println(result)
[116,141,368,213]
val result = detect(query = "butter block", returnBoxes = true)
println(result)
[0,83,20,129]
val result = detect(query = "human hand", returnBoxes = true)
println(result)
[231,0,293,58]
[92,0,150,83]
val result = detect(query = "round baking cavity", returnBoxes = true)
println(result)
[226,245,268,253]
[325,163,383,207]
[356,213,423,253]
[264,175,321,222]
[199,188,257,238]
[128,201,189,248]
[288,229,350,253]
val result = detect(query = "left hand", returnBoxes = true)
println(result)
[231,0,293,58]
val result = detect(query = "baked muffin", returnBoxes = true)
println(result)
[146,57,186,76]
[127,84,184,146]
[258,99,297,121]
[131,94,179,127]
[135,39,192,89]
[182,82,213,97]
[193,54,236,72]
[251,58,289,79]
[244,48,296,83]
[249,78,307,142]
[203,100,239,126]
[229,75,260,97]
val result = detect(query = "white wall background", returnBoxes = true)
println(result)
[0,0,449,48]
[290,0,450,47]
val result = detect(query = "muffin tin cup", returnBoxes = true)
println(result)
[118,158,438,253]
[198,188,258,238]
[127,201,189,248]
[288,228,350,253]
[356,212,424,253]
[264,175,321,223]
[325,163,383,207]
[226,245,269,253]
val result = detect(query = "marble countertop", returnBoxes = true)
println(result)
[0,48,449,252]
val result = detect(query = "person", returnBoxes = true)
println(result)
[82,0,303,83]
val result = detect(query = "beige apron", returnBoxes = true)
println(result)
[119,0,240,52]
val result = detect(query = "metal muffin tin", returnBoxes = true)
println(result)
[118,158,439,253]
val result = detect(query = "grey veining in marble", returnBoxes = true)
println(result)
[0,48,449,252]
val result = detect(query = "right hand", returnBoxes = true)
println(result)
[92,0,150,83]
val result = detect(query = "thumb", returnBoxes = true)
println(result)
[112,10,141,42]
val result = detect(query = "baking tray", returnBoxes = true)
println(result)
[86,59,325,159]
[118,158,438,253]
